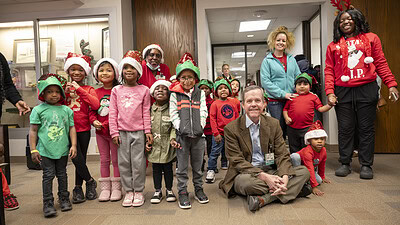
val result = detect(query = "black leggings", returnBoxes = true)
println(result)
[72,131,92,186]
[152,162,173,190]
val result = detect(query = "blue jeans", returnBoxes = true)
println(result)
[207,136,226,171]
[268,101,287,139]
[290,153,322,184]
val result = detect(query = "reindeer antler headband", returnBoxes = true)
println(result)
[331,0,354,15]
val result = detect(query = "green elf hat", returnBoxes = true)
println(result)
[37,74,67,102]
[176,53,200,82]
[214,78,232,98]
[198,79,213,90]
[263,91,269,101]
[295,73,312,86]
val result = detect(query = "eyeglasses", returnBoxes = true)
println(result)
[180,77,195,82]
[148,53,161,58]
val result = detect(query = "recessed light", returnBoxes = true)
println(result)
[253,10,267,18]
[247,34,255,38]
[239,20,270,32]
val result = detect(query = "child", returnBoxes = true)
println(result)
[283,73,333,153]
[92,58,122,202]
[198,79,214,172]
[64,53,100,203]
[230,78,240,100]
[29,74,77,217]
[109,50,153,207]
[170,75,177,83]
[170,53,208,209]
[290,121,331,196]
[1,169,19,210]
[147,80,179,204]
[206,79,240,183]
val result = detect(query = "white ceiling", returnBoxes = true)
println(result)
[0,0,74,4]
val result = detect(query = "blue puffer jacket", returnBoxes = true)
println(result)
[260,52,301,99]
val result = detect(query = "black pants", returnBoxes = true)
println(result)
[42,156,69,201]
[335,81,379,166]
[71,131,92,186]
[202,135,212,170]
[287,126,309,154]
[152,161,173,190]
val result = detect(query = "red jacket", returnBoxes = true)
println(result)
[210,98,240,137]
[324,33,397,95]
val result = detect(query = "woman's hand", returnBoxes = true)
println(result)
[327,93,337,106]
[284,93,298,101]
[284,116,292,125]
[389,87,399,102]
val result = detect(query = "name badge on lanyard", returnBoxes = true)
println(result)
[265,143,274,166]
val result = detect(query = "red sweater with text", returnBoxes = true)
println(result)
[210,98,240,137]
[297,145,327,188]
[283,92,322,129]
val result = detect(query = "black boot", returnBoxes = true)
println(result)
[297,181,312,198]
[43,198,57,218]
[72,186,85,204]
[59,193,72,212]
[86,179,97,200]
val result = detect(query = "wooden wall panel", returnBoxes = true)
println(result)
[351,0,400,153]
[134,0,195,75]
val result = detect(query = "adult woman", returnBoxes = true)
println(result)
[260,26,301,138]
[325,7,398,179]
[139,44,171,88]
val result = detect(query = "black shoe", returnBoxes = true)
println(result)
[59,195,72,212]
[166,190,177,202]
[86,179,97,200]
[43,199,57,218]
[335,164,352,177]
[360,165,373,179]
[72,186,86,204]
[178,191,191,209]
[150,191,163,204]
[297,182,312,198]
[247,195,260,212]
[194,188,209,204]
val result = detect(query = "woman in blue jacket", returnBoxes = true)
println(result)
[260,26,301,139]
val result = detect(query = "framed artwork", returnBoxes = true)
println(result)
[13,38,51,64]
[102,27,110,58]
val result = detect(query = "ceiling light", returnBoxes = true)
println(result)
[235,76,242,78]
[239,20,270,32]
[231,52,256,58]
[0,18,108,28]
[253,10,267,18]
[230,64,246,72]
[247,34,254,38]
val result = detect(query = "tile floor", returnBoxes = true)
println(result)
[4,152,400,225]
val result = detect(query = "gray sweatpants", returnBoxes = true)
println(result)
[117,130,146,192]
[176,135,205,193]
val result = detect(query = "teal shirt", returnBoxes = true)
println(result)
[30,103,74,159]
[260,52,301,99]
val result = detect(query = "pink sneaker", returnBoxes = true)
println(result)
[132,192,145,207]
[122,192,134,207]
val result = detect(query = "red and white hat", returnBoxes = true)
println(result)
[118,50,143,78]
[304,120,328,145]
[93,58,119,82]
[64,52,91,76]
[142,44,164,63]
[150,80,171,97]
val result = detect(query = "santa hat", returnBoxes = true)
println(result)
[118,50,143,79]
[304,120,328,145]
[150,80,171,97]
[64,52,91,76]
[142,44,164,63]
[170,75,177,82]
[93,58,119,82]
[176,52,200,81]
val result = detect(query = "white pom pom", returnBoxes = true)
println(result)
[364,57,374,64]
[341,75,350,82]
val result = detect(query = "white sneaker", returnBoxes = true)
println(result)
[150,191,162,204]
[122,192,134,207]
[206,170,215,183]
[132,192,145,207]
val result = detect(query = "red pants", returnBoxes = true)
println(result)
[1,168,10,196]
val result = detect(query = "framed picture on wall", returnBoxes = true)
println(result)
[102,27,110,58]
[13,38,51,64]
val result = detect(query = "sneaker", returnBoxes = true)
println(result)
[360,165,373,179]
[59,195,72,212]
[194,188,209,204]
[247,195,260,212]
[3,193,19,211]
[335,164,352,177]
[206,170,216,183]
[43,199,57,218]
[132,192,145,207]
[86,179,97,200]
[150,191,162,204]
[122,192,134,207]
[72,186,85,204]
[221,165,228,170]
[166,190,177,202]
[297,182,312,198]
[178,191,191,209]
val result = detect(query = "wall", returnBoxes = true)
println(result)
[311,38,321,66]
[292,23,303,56]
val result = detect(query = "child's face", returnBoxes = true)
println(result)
[43,85,61,105]
[179,70,196,92]
[231,80,239,94]
[98,63,115,84]
[310,137,326,151]
[217,84,229,100]
[154,85,169,102]
[199,85,211,96]
[68,64,86,83]
[295,81,310,95]
[123,64,138,83]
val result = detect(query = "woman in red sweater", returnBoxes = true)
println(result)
[325,6,398,179]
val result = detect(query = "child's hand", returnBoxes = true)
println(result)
[322,178,331,184]
[31,152,41,164]
[285,117,292,125]
[145,143,152,152]
[327,94,337,106]
[112,136,121,146]
[71,81,81,89]
[146,133,153,145]
[312,187,324,196]
[215,134,222,143]
[93,120,102,130]
[69,146,77,159]
[170,139,181,149]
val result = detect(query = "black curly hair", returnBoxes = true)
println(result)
[333,8,370,43]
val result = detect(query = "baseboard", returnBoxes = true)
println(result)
[325,144,339,153]
[10,155,100,163]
